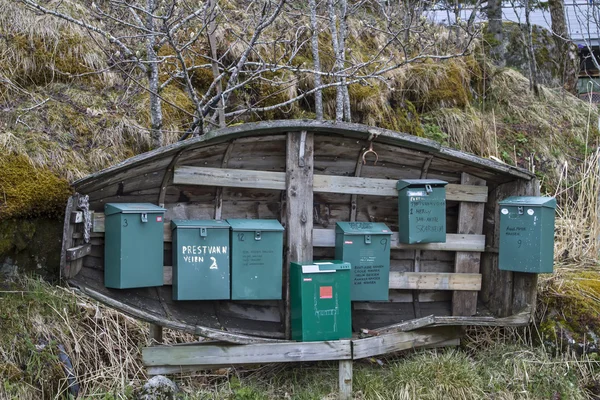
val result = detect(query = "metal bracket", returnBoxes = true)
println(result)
[200,227,208,237]
[518,206,524,215]
[141,213,148,223]
[425,184,433,194]
[364,234,371,244]
[362,142,378,165]
[255,231,262,241]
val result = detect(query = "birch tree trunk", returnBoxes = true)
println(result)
[338,0,351,122]
[146,0,163,148]
[309,0,323,120]
[328,0,344,121]
[548,0,574,91]
[524,0,540,96]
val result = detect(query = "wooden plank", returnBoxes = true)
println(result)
[339,360,352,400]
[389,272,481,290]
[352,326,460,360]
[173,166,488,202]
[60,196,75,279]
[214,141,235,219]
[372,315,436,334]
[158,149,186,207]
[65,244,92,261]
[284,132,314,339]
[452,173,486,316]
[142,340,352,367]
[313,229,485,252]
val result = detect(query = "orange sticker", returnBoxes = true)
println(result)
[320,286,333,299]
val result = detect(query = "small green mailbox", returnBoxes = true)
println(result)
[171,220,230,300]
[104,203,166,289]
[498,196,556,274]
[335,222,392,301]
[290,260,352,342]
[227,219,284,300]
[397,179,448,244]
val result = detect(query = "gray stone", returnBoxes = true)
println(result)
[137,375,179,400]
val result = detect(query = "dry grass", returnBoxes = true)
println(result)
[0,276,196,399]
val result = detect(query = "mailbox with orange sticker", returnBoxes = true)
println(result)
[290,260,352,342]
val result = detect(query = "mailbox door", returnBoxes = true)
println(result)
[335,230,391,301]
[173,226,230,300]
[105,210,164,289]
[231,230,284,300]
[397,181,447,244]
[499,205,554,273]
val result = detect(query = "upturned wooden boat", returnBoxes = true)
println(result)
[60,120,540,344]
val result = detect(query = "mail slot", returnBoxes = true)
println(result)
[104,203,165,289]
[498,196,556,273]
[290,260,352,342]
[171,220,230,300]
[397,179,448,244]
[335,222,392,301]
[227,219,284,300]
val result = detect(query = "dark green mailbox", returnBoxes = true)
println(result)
[227,219,284,300]
[104,203,165,289]
[171,220,230,300]
[498,197,556,273]
[335,222,392,301]
[290,260,352,342]
[397,179,448,244]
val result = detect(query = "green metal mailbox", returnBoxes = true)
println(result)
[227,219,284,300]
[171,220,230,300]
[104,203,166,289]
[290,260,352,342]
[498,196,556,274]
[335,222,392,301]
[397,179,448,244]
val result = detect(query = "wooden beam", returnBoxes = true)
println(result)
[284,132,314,339]
[70,211,83,224]
[85,222,485,253]
[142,340,352,368]
[314,230,485,252]
[389,272,481,291]
[339,360,352,400]
[352,327,460,360]
[65,244,92,261]
[173,166,488,202]
[452,173,486,316]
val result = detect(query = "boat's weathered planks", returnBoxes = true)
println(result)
[62,121,540,344]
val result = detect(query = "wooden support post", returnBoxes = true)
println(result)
[452,173,486,316]
[339,360,352,400]
[481,178,538,317]
[284,131,314,339]
[149,323,163,345]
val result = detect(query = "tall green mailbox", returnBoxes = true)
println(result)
[397,179,448,244]
[171,220,230,300]
[227,219,284,300]
[104,203,165,289]
[335,222,392,301]
[290,260,352,342]
[498,197,556,274]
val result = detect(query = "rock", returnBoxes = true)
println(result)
[137,375,179,400]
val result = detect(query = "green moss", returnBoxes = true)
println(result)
[0,154,72,220]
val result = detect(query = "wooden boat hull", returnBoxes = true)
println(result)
[61,120,539,344]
